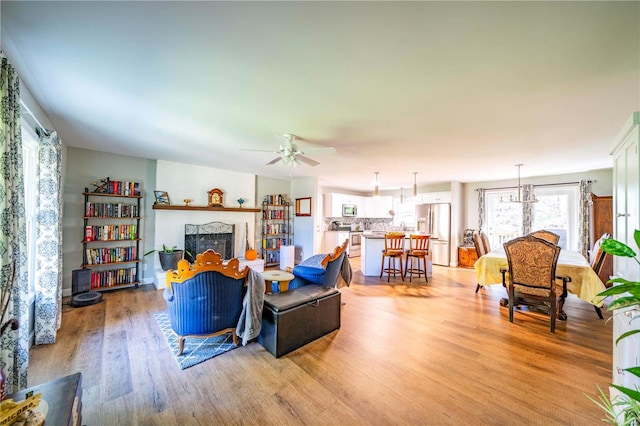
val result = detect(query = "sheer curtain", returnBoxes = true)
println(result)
[0,57,29,392]
[34,127,63,344]
[522,184,534,235]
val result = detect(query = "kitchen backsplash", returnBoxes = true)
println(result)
[324,217,395,231]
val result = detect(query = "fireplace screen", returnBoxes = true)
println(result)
[185,222,235,262]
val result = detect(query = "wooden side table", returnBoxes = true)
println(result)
[458,246,478,268]
[262,270,295,293]
[6,372,82,426]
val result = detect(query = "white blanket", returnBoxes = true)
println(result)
[235,268,266,346]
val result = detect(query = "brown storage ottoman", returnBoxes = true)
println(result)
[258,284,341,358]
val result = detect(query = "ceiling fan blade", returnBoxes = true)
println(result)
[266,156,283,165]
[296,155,320,167]
[240,148,279,153]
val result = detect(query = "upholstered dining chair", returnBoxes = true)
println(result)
[529,229,560,245]
[404,234,430,283]
[380,233,405,282]
[503,234,570,333]
[480,231,491,253]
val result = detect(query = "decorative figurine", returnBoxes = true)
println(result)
[91,178,109,193]
[237,198,245,208]
[184,199,192,206]
[208,188,224,207]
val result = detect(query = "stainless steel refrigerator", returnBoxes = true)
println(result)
[415,203,451,266]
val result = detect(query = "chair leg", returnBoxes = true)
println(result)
[475,284,481,293]
[380,255,385,279]
[399,256,404,281]
[508,287,514,323]
[550,297,557,333]
[422,255,428,283]
[404,255,409,278]
[594,306,604,320]
[178,337,186,356]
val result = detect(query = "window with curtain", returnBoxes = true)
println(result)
[484,189,523,249]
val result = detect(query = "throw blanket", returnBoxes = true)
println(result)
[338,255,352,288]
[236,268,265,346]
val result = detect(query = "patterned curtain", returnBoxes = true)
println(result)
[0,57,29,393]
[578,180,590,258]
[522,184,534,235]
[34,127,63,344]
[477,188,485,231]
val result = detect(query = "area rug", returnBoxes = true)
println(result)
[154,312,238,370]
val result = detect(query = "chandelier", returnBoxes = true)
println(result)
[504,164,538,204]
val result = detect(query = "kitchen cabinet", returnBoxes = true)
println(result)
[323,231,349,254]
[362,196,393,218]
[323,193,343,217]
[611,112,640,398]
[417,191,451,204]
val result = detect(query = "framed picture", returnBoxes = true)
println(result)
[295,197,312,216]
[154,191,171,205]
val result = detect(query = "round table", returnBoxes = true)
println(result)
[262,270,295,294]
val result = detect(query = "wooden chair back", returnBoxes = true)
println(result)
[529,230,560,245]
[383,233,405,255]
[473,233,487,257]
[480,232,491,253]
[408,234,430,255]
[504,235,560,291]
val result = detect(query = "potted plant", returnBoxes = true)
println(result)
[144,245,191,271]
[589,230,640,424]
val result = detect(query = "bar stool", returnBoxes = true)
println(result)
[380,233,405,282]
[404,234,430,283]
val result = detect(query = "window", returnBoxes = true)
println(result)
[22,125,39,300]
[483,184,579,251]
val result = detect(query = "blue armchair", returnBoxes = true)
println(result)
[164,250,248,355]
[288,239,349,290]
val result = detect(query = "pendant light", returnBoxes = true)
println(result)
[413,172,418,197]
[374,172,379,197]
[504,164,538,204]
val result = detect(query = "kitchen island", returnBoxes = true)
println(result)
[361,233,433,278]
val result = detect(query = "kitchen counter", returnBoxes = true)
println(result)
[361,233,432,277]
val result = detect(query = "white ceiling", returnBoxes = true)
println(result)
[2,1,639,193]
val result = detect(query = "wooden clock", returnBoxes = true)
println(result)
[208,188,224,207]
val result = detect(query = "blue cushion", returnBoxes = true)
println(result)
[292,254,327,284]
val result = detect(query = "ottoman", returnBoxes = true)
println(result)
[257,284,341,358]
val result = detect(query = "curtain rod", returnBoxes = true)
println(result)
[20,101,46,131]
[474,180,594,192]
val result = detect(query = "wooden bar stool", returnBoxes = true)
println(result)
[404,234,430,283]
[380,233,405,282]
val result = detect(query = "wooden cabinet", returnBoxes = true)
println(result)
[588,193,613,283]
[458,246,478,268]
[83,186,142,291]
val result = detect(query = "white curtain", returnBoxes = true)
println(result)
[34,127,63,344]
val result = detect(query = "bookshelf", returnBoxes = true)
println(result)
[82,180,142,291]
[261,195,291,267]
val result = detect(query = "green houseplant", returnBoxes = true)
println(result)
[144,245,191,271]
[590,229,640,424]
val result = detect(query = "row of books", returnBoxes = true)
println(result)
[262,209,286,220]
[263,223,287,235]
[263,194,287,205]
[90,268,137,289]
[264,251,280,264]
[85,225,137,241]
[262,237,288,250]
[85,246,138,265]
[106,179,140,196]
[85,202,139,218]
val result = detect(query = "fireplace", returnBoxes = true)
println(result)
[185,222,235,262]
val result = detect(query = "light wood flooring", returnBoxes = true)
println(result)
[28,259,612,425]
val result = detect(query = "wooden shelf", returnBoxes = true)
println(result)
[84,192,141,198]
[93,282,139,291]
[82,260,141,268]
[152,204,260,212]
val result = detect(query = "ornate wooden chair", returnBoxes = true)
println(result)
[529,229,560,245]
[289,239,349,289]
[404,234,430,283]
[380,233,405,282]
[164,250,248,355]
[503,235,570,333]
[473,232,489,293]
[480,231,491,253]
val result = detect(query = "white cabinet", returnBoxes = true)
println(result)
[323,231,349,254]
[323,193,343,217]
[611,112,640,393]
[361,196,392,218]
[417,191,451,204]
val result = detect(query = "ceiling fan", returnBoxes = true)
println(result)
[242,134,336,167]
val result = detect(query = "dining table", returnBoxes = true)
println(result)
[474,247,606,314]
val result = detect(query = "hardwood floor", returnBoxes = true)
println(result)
[28,259,612,425]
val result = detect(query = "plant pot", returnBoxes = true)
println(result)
[158,250,184,271]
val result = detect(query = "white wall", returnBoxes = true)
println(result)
[291,177,320,261]
[152,160,259,271]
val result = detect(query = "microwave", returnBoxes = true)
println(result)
[342,204,357,217]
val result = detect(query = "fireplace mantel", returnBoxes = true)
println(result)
[152,204,260,213]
